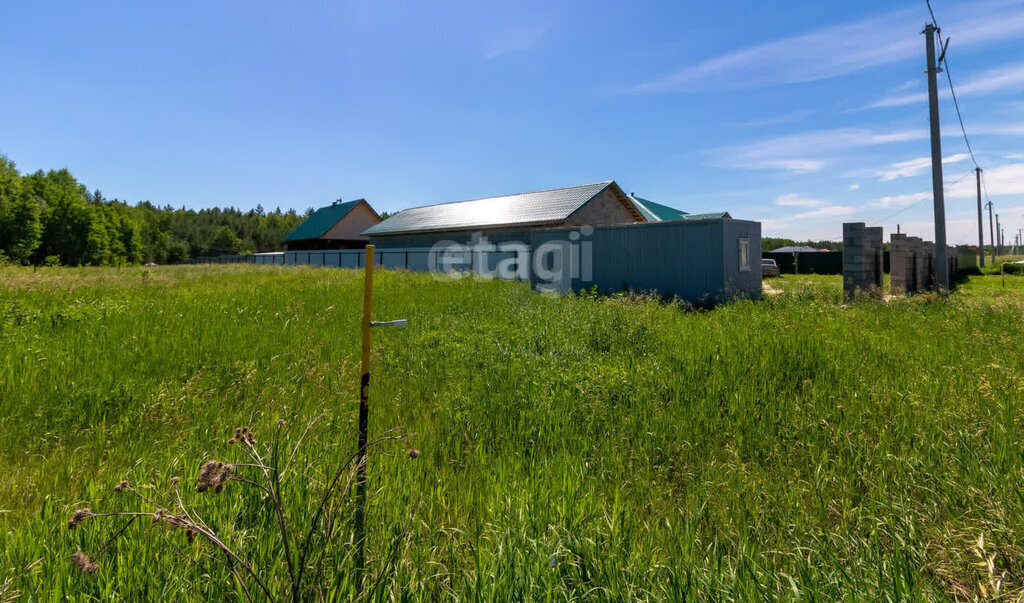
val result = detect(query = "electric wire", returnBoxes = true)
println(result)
[869,169,974,226]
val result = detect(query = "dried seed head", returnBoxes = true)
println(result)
[276,419,285,426]
[408,449,420,459]
[70,551,98,573]
[113,480,130,493]
[169,476,180,487]
[152,509,165,523]
[230,427,256,445]
[68,508,92,529]
[197,460,235,493]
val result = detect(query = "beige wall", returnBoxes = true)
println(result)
[561,188,641,227]
[323,203,380,241]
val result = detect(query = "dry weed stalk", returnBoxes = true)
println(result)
[66,418,410,602]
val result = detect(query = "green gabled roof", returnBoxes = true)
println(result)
[627,195,690,222]
[283,200,365,241]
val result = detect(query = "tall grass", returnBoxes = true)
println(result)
[1,266,1022,599]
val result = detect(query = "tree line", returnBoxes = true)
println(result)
[0,155,308,266]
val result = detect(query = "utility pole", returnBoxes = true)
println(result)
[924,23,949,291]
[976,167,985,267]
[987,202,995,260]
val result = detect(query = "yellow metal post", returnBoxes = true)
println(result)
[354,244,373,592]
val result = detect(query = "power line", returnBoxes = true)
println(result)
[925,0,939,27]
[924,0,980,170]
[940,51,979,169]
[868,169,974,226]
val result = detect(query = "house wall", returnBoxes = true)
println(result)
[529,219,762,304]
[721,220,763,296]
[322,202,379,241]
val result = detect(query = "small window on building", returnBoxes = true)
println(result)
[738,238,750,272]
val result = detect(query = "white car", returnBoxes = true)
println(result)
[761,258,780,277]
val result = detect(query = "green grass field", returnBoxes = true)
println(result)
[1,266,1023,600]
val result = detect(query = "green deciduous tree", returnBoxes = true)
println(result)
[0,156,305,265]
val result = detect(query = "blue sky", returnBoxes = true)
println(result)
[1,0,1023,244]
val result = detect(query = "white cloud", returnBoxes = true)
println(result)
[792,205,856,219]
[860,163,1024,212]
[629,0,1024,94]
[776,193,827,208]
[848,183,861,191]
[869,192,932,209]
[759,159,828,174]
[947,162,1024,198]
[709,126,927,173]
[869,62,1024,108]
[874,153,972,181]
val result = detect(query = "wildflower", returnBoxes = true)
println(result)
[408,449,420,459]
[113,480,129,493]
[70,551,98,573]
[276,419,285,426]
[68,508,92,529]
[197,460,235,493]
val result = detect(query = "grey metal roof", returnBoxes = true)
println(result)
[362,181,615,236]
[681,212,731,220]
[768,245,822,253]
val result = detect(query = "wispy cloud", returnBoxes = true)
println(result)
[848,183,861,191]
[629,0,1024,94]
[792,205,856,219]
[775,193,828,208]
[863,162,1024,209]
[869,62,1024,108]
[482,20,554,60]
[869,192,932,209]
[709,126,927,173]
[759,200,855,239]
[729,110,814,128]
[871,153,972,181]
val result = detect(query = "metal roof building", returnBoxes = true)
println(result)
[363,181,644,241]
[283,199,381,250]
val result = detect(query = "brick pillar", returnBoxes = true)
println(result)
[890,233,909,294]
[866,227,883,291]
[843,223,884,301]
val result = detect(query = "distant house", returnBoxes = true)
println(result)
[769,245,822,253]
[284,199,381,250]
[362,181,693,248]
